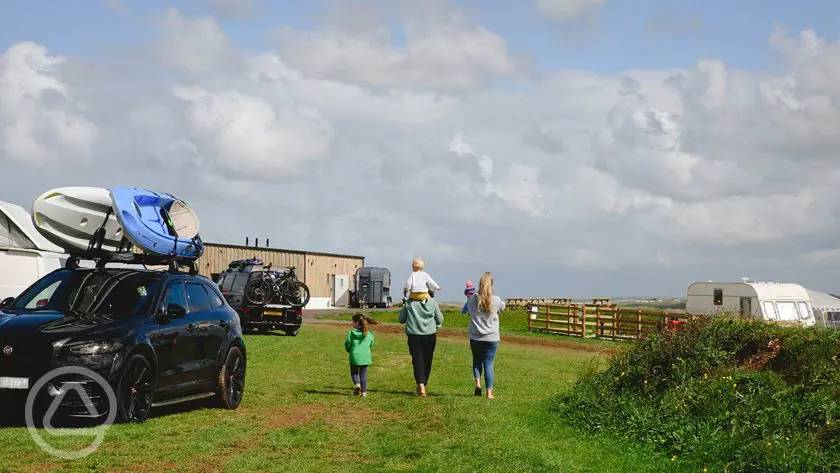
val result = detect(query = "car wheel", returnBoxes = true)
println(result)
[285,327,300,337]
[117,354,154,423]
[216,346,245,410]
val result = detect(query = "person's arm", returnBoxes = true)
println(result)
[426,274,441,291]
[497,296,506,313]
[344,331,352,352]
[434,301,444,328]
[369,332,375,349]
[461,302,469,314]
[398,305,408,324]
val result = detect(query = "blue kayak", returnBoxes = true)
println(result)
[110,187,204,259]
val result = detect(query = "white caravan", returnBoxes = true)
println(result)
[0,201,66,300]
[686,282,816,326]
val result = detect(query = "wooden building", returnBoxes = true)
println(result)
[197,242,365,309]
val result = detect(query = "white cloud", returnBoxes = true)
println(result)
[172,86,333,179]
[274,21,516,90]
[157,8,234,74]
[0,42,97,164]
[536,0,604,22]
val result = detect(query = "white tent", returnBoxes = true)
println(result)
[0,201,64,253]
[805,289,840,328]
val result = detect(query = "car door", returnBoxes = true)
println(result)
[203,282,230,375]
[149,280,192,397]
[184,282,219,385]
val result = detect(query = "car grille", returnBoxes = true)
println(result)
[0,336,53,378]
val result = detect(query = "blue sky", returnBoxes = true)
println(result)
[3,1,840,298]
[4,1,840,72]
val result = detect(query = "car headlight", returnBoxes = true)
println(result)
[53,339,123,356]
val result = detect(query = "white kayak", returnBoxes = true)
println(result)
[32,187,126,253]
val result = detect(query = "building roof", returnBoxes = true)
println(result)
[204,241,364,260]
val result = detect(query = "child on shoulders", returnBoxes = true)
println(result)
[403,257,441,302]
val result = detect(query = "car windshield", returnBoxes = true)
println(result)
[9,269,162,319]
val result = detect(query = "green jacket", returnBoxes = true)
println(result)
[398,298,444,335]
[344,328,374,366]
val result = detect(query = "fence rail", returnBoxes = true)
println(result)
[526,303,693,341]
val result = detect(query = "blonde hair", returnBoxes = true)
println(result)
[478,272,494,313]
[412,257,425,271]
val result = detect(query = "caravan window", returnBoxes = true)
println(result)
[0,214,36,249]
[796,302,811,320]
[762,301,777,320]
[776,302,798,321]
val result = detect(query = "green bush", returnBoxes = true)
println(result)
[551,318,840,472]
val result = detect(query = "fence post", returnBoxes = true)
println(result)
[636,310,642,340]
[545,305,549,332]
[595,306,601,338]
[581,304,587,338]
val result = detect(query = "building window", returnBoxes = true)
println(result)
[713,289,723,306]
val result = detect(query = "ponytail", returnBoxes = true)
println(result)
[352,313,379,335]
[478,272,494,313]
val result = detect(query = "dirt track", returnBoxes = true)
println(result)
[305,318,617,355]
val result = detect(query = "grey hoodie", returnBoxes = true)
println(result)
[464,295,505,342]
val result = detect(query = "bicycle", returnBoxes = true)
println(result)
[244,266,311,308]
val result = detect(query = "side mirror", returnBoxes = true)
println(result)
[0,297,14,310]
[162,303,187,321]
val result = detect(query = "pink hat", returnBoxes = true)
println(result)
[465,280,475,289]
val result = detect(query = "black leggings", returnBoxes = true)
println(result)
[350,365,368,392]
[407,334,437,385]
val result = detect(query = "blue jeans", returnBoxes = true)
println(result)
[470,339,499,389]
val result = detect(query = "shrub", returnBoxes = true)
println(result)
[551,318,840,472]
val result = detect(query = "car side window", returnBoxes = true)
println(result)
[185,283,212,313]
[206,284,225,308]
[163,282,187,310]
[221,273,235,292]
[230,273,248,295]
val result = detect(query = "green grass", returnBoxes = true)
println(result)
[318,308,616,348]
[0,325,687,472]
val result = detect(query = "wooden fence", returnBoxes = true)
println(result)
[526,303,693,341]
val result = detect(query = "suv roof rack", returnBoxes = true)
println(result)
[65,250,198,275]
[63,224,200,274]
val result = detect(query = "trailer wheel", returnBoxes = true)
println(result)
[285,327,300,337]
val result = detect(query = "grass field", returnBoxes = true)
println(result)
[0,324,690,472]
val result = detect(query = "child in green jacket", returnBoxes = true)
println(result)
[344,313,378,397]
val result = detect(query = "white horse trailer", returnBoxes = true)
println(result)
[686,282,816,326]
[0,201,66,300]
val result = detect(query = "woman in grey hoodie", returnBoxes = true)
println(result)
[398,295,444,397]
[462,272,505,399]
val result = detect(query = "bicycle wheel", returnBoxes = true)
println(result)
[284,281,310,308]
[245,274,273,306]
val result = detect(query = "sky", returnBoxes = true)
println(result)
[2,0,840,300]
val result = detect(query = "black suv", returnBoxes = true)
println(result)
[217,259,302,336]
[0,265,246,423]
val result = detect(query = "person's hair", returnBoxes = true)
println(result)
[478,272,494,313]
[352,313,379,335]
[412,257,425,271]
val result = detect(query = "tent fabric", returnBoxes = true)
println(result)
[0,213,36,249]
[806,289,840,311]
[0,201,65,253]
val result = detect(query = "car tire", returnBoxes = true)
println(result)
[285,327,300,337]
[216,346,245,410]
[117,354,154,423]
